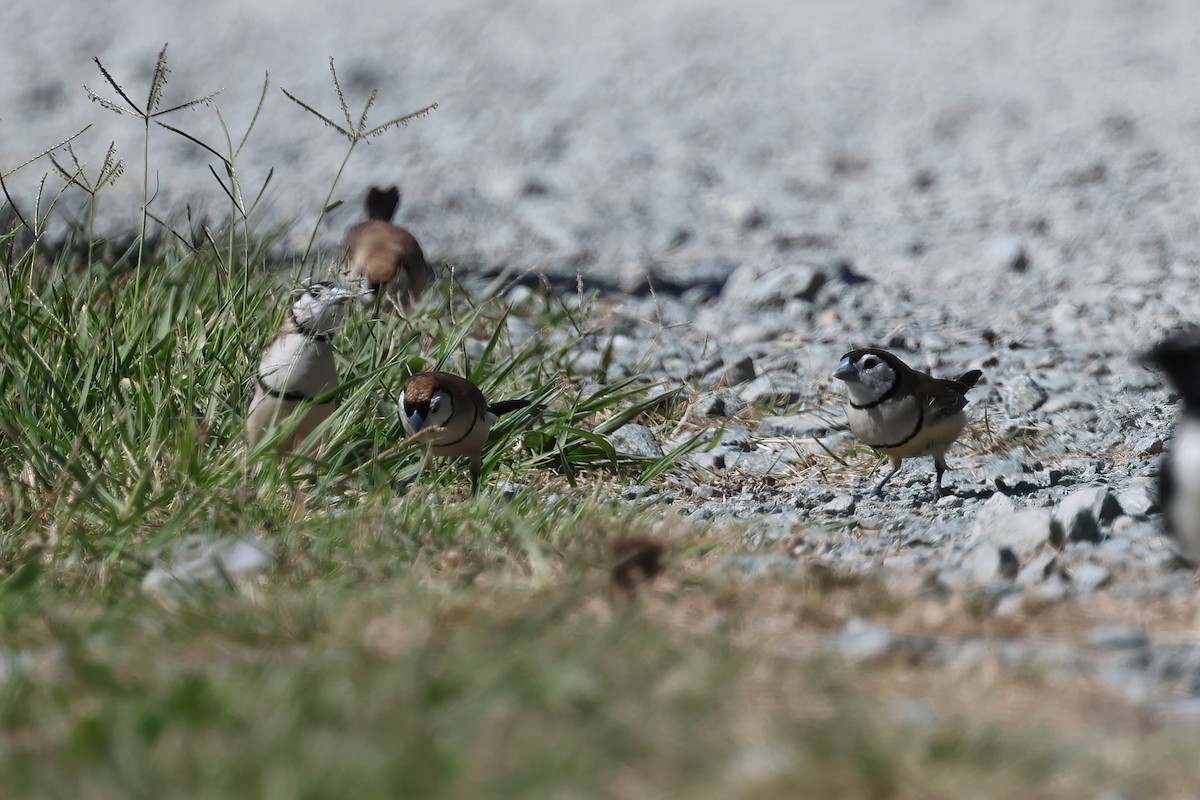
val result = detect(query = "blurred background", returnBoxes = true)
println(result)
[3,0,1200,294]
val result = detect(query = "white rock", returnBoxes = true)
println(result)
[969,495,1063,557]
[1070,563,1111,592]
[142,535,275,600]
[1115,478,1158,518]
[1004,375,1048,415]
[987,235,1030,272]
[1016,551,1057,586]
[971,545,1019,582]
[606,424,664,458]
[837,618,896,660]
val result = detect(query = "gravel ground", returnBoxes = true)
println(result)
[7,0,1200,714]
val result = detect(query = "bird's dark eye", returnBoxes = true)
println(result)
[862,356,878,369]
[429,396,441,412]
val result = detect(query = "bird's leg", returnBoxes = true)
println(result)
[932,452,950,500]
[871,457,903,497]
[391,447,432,496]
[469,453,483,496]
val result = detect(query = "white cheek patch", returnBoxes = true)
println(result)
[427,392,455,428]
[860,366,896,394]
[842,364,897,406]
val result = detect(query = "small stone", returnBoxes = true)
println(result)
[969,496,1063,556]
[987,235,1030,272]
[971,545,1020,582]
[721,262,828,310]
[721,554,800,578]
[936,495,964,509]
[1109,516,1155,542]
[911,168,937,191]
[1134,436,1164,456]
[757,412,837,439]
[823,494,856,516]
[723,354,757,385]
[712,425,754,453]
[1087,624,1149,650]
[617,260,654,293]
[740,372,807,407]
[935,567,972,592]
[719,195,766,230]
[691,451,726,471]
[1005,375,1048,415]
[607,424,664,458]
[1055,492,1102,544]
[994,592,1026,617]
[723,449,795,478]
[142,535,275,600]
[480,170,547,202]
[1016,551,1057,586]
[621,485,656,500]
[1056,485,1123,530]
[693,389,749,419]
[1097,536,1136,564]
[883,553,924,573]
[837,618,896,660]
[691,484,718,500]
[1029,574,1069,603]
[1115,479,1158,518]
[891,697,935,730]
[1070,563,1111,592]
[837,261,872,285]
[497,481,525,501]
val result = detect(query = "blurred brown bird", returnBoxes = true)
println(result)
[343,185,433,310]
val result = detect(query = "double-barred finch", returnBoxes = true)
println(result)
[343,185,433,310]
[245,281,353,453]
[833,348,983,498]
[1143,328,1200,564]
[398,371,531,494]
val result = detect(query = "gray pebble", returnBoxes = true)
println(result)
[838,618,897,660]
[1087,625,1150,651]
[621,485,656,500]
[142,535,274,600]
[969,495,1063,557]
[1029,574,1070,603]
[971,545,1020,582]
[497,481,526,501]
[1004,375,1048,416]
[823,494,856,516]
[739,371,808,407]
[712,425,754,453]
[721,262,828,310]
[1016,551,1058,586]
[1115,479,1158,518]
[721,554,800,578]
[1070,563,1112,592]
[987,235,1030,273]
[1133,436,1164,456]
[757,412,838,439]
[693,389,749,419]
[607,423,664,458]
[723,354,757,385]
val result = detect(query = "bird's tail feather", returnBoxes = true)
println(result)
[488,399,532,416]
[365,186,401,221]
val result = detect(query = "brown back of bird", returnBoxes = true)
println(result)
[344,186,432,304]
